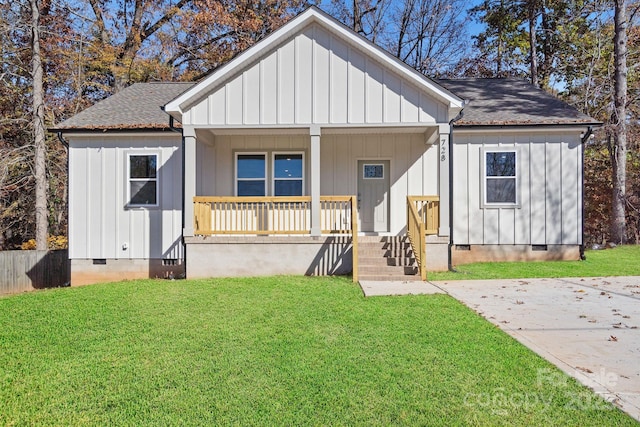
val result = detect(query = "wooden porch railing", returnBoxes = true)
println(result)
[408,196,440,235]
[193,196,359,281]
[406,196,440,281]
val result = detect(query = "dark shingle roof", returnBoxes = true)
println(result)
[50,82,195,131]
[437,78,598,126]
[52,78,597,131]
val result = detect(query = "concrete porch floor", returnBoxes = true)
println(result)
[359,276,640,422]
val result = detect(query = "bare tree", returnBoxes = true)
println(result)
[611,0,628,244]
[388,0,470,76]
[31,0,47,250]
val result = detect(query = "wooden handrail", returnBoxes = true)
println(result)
[406,196,439,281]
[408,196,440,235]
[407,199,427,281]
[350,195,358,283]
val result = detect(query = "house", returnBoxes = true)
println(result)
[51,7,599,286]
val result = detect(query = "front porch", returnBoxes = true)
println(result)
[186,195,443,281]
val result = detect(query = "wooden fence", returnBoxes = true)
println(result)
[0,250,69,295]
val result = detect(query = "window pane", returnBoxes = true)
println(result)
[237,180,265,196]
[237,155,266,179]
[130,181,157,205]
[486,178,516,203]
[363,164,384,179]
[486,152,515,177]
[274,154,303,179]
[130,155,156,178]
[274,180,302,196]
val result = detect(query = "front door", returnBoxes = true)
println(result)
[357,160,390,232]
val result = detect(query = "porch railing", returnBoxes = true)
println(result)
[193,196,359,281]
[406,196,440,281]
[408,196,440,235]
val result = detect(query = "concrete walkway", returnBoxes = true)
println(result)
[359,280,444,296]
[359,276,640,421]
[434,276,640,422]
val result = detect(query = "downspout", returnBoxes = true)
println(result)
[579,126,593,261]
[56,131,69,149]
[448,108,464,272]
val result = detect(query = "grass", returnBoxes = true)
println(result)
[0,276,636,426]
[429,245,640,281]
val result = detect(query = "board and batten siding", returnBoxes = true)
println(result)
[68,135,183,260]
[182,23,448,127]
[197,133,438,234]
[452,131,583,246]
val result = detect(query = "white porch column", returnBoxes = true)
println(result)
[183,126,197,237]
[438,124,451,237]
[310,125,321,237]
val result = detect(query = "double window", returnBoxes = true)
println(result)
[484,150,517,206]
[236,152,304,197]
[128,154,158,206]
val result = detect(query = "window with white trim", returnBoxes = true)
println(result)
[273,153,304,196]
[484,150,517,205]
[236,153,266,196]
[128,154,158,206]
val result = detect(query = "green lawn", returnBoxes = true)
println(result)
[0,277,635,425]
[429,245,640,281]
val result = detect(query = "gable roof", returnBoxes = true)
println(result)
[438,78,599,127]
[50,82,194,131]
[163,6,463,118]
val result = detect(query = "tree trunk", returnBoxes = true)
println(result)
[353,0,362,33]
[528,0,538,87]
[611,0,627,244]
[31,0,48,251]
[540,0,552,89]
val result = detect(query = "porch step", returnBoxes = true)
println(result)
[358,265,419,275]
[357,235,421,282]
[358,256,416,267]
[358,273,423,282]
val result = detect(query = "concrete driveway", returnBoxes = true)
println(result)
[434,276,640,422]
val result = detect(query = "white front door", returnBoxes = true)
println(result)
[357,160,390,232]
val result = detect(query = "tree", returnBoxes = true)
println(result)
[81,0,307,94]
[468,0,527,77]
[328,0,390,41]
[388,0,470,75]
[0,1,76,249]
[31,0,47,250]
[329,0,470,76]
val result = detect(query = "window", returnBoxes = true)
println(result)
[363,164,384,179]
[236,153,266,196]
[484,150,517,205]
[235,152,305,196]
[129,154,158,206]
[273,153,303,196]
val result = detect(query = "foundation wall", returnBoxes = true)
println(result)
[452,244,580,265]
[185,236,353,278]
[71,259,185,286]
[425,236,449,271]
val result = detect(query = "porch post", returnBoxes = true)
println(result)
[438,124,450,236]
[310,125,321,236]
[183,126,197,237]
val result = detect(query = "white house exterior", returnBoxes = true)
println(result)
[52,7,599,285]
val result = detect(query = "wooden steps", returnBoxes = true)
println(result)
[357,236,422,282]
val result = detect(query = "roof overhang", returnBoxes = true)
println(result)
[453,122,603,133]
